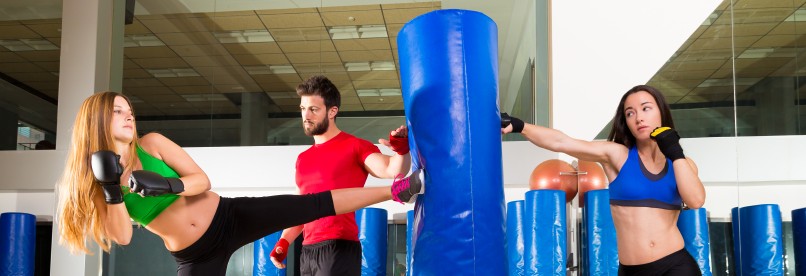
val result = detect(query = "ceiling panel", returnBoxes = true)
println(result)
[6,71,57,82]
[33,61,59,71]
[339,104,365,111]
[270,27,330,41]
[0,52,25,62]
[124,46,179,59]
[16,50,59,62]
[124,85,173,95]
[286,51,341,63]
[352,79,399,89]
[294,63,346,73]
[131,57,189,69]
[333,38,390,51]
[158,76,210,87]
[259,13,324,29]
[171,85,216,94]
[157,32,218,46]
[210,15,265,31]
[359,96,403,104]
[124,19,152,35]
[183,54,241,67]
[338,50,393,62]
[123,68,152,79]
[382,8,437,24]
[171,44,229,57]
[214,83,262,93]
[277,40,336,53]
[363,103,404,110]
[24,23,60,38]
[0,25,39,39]
[0,62,43,73]
[223,42,283,55]
[123,78,164,88]
[139,17,214,34]
[321,10,384,26]
[348,70,398,80]
[232,53,289,65]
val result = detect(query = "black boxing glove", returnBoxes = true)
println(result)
[500,113,524,133]
[129,170,185,196]
[650,127,685,161]
[90,150,124,204]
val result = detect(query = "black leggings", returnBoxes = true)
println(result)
[171,192,336,276]
[618,248,702,276]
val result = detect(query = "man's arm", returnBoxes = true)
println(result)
[365,125,412,178]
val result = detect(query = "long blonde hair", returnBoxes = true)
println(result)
[57,92,139,254]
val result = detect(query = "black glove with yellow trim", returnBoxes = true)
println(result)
[650,127,685,161]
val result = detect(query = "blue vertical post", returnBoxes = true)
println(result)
[792,207,806,275]
[0,212,37,276]
[507,200,525,276]
[356,208,387,276]
[398,9,506,275]
[731,204,784,276]
[677,208,712,276]
[580,190,618,276]
[252,231,286,276]
[523,190,566,275]
[406,210,415,276]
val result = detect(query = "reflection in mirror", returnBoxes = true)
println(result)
[0,1,62,151]
[121,1,441,147]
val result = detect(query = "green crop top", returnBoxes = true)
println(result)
[122,145,180,226]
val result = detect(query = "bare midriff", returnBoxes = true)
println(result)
[146,191,221,252]
[610,205,685,265]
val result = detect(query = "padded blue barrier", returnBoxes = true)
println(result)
[792,207,806,275]
[252,231,286,276]
[0,212,36,276]
[399,9,506,275]
[523,190,566,275]
[579,189,618,276]
[356,208,387,276]
[731,204,784,276]
[406,210,414,276]
[677,208,712,276]
[506,200,525,276]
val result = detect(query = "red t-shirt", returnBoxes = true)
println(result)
[296,131,380,245]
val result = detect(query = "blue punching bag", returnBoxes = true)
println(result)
[677,208,712,276]
[399,9,506,275]
[580,189,618,276]
[0,212,36,276]
[252,231,286,276]
[731,204,784,276]
[791,207,806,276]
[356,208,387,276]
[506,200,525,276]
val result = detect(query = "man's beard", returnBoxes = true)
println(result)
[303,119,329,136]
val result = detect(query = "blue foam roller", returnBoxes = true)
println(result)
[792,208,806,276]
[0,212,36,276]
[406,210,414,276]
[580,189,618,276]
[399,9,506,275]
[523,190,566,275]
[252,231,286,276]
[731,204,784,276]
[677,208,712,276]
[356,208,387,276]
[506,200,525,276]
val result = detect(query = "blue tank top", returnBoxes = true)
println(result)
[609,146,682,210]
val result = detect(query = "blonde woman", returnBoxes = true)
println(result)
[57,92,423,276]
